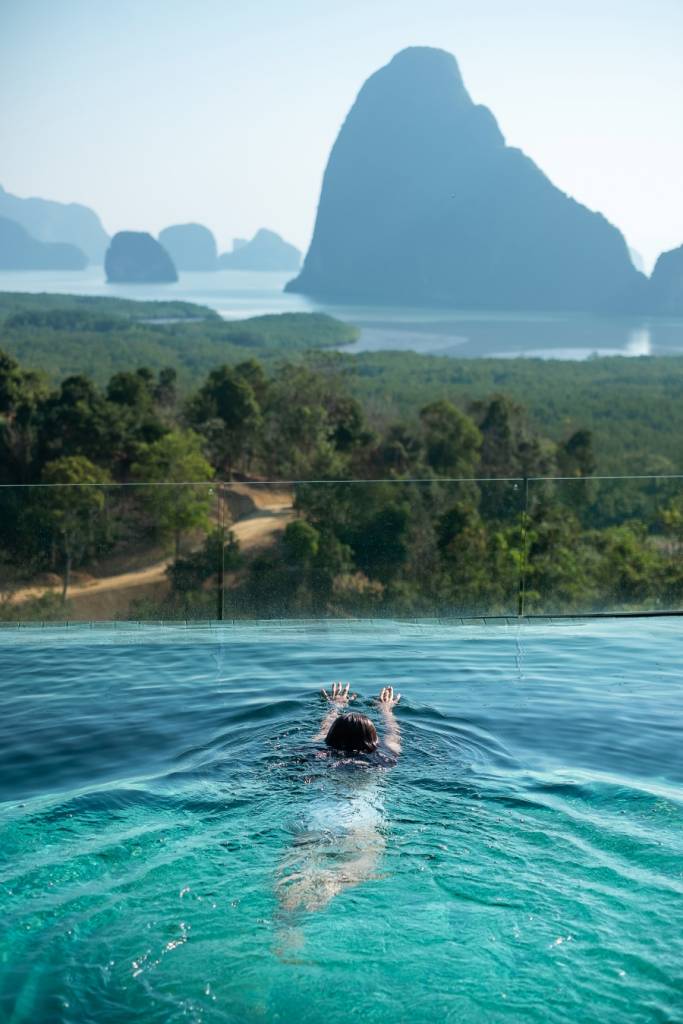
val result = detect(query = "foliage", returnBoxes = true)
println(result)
[2,293,682,476]
[130,430,215,557]
[1,293,682,619]
[420,400,482,477]
[341,351,683,474]
[0,291,219,322]
[39,455,111,601]
[0,295,357,392]
[0,349,49,484]
[186,364,262,474]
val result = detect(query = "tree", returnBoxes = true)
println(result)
[436,501,491,609]
[419,400,481,477]
[375,423,422,477]
[106,369,154,410]
[523,501,596,613]
[234,359,268,406]
[38,374,125,470]
[167,527,241,616]
[557,429,596,478]
[0,349,48,483]
[131,430,215,558]
[260,364,370,479]
[187,365,261,475]
[471,394,554,479]
[660,496,683,550]
[348,502,411,584]
[235,517,354,616]
[282,519,320,563]
[154,367,178,409]
[592,524,662,609]
[40,455,111,602]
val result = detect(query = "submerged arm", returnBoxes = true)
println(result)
[378,686,402,755]
[313,681,355,741]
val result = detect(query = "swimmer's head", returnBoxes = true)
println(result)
[325,712,379,754]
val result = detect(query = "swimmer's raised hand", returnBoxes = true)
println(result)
[321,681,356,705]
[378,685,401,708]
[377,686,402,755]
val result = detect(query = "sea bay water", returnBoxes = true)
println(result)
[1,618,681,1023]
[2,267,683,360]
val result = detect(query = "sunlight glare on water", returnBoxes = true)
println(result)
[0,619,681,1023]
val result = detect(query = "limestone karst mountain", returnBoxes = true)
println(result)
[286,47,646,312]
[105,232,178,283]
[218,229,301,271]
[648,245,683,315]
[0,185,109,264]
[158,223,218,271]
[0,216,87,270]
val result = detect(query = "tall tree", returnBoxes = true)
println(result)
[39,375,124,469]
[40,455,111,602]
[187,365,261,476]
[419,400,481,478]
[0,349,48,483]
[131,430,214,558]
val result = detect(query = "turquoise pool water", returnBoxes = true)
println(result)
[0,619,681,1023]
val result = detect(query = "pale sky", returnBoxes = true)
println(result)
[1,0,682,270]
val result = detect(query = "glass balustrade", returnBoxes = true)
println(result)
[1,475,681,622]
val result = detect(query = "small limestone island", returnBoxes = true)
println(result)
[0,215,87,270]
[218,228,301,271]
[286,46,647,313]
[0,184,109,264]
[648,245,683,315]
[158,223,218,271]
[105,231,178,283]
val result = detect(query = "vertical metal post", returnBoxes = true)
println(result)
[517,477,529,618]
[217,482,225,622]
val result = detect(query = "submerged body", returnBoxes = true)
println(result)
[276,683,401,913]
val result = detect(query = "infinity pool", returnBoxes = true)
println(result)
[0,619,681,1023]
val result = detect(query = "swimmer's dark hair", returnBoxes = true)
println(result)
[325,712,379,754]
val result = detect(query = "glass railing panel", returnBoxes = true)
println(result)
[220,479,525,618]
[523,476,683,615]
[0,483,220,623]
[7,475,679,622]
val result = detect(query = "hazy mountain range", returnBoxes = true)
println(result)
[1,47,682,311]
[0,216,87,270]
[0,184,109,264]
[0,187,301,277]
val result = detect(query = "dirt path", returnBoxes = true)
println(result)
[5,490,295,612]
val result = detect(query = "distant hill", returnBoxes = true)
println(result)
[218,229,301,271]
[0,293,358,388]
[105,232,178,283]
[0,185,109,264]
[0,290,219,323]
[158,223,218,271]
[287,47,646,313]
[648,245,683,315]
[0,216,87,270]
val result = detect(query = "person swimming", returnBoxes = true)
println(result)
[316,681,401,759]
[275,681,402,916]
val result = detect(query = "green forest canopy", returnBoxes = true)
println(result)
[1,331,682,618]
[1,291,682,474]
[0,292,358,385]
